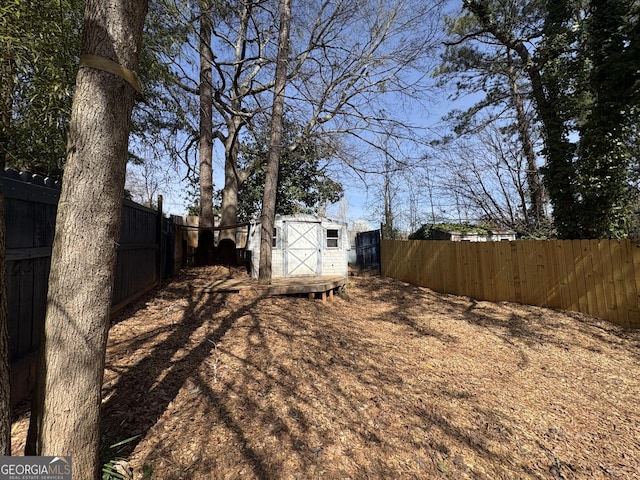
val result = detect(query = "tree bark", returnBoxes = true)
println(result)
[258,0,292,284]
[33,1,147,477]
[0,27,10,451]
[197,1,215,265]
[506,52,544,226]
[0,187,11,455]
[219,131,241,244]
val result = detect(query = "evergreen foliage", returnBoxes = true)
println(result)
[453,0,640,239]
[1,0,84,176]
[235,117,343,221]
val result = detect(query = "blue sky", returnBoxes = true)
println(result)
[127,0,466,231]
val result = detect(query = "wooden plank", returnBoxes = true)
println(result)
[6,262,21,363]
[31,257,49,351]
[610,240,629,328]
[5,198,34,249]
[510,241,522,304]
[542,240,561,309]
[452,242,466,295]
[17,259,34,358]
[598,240,619,325]
[489,241,500,300]
[580,239,598,318]
[554,241,570,310]
[572,239,589,314]
[630,242,640,329]
[444,242,457,294]
[493,241,509,301]
[589,239,608,321]
[415,242,427,286]
[468,242,482,300]
[1,176,60,205]
[619,240,638,327]
[517,240,535,305]
[533,241,547,306]
[560,240,580,313]
[6,247,52,261]
[379,240,390,277]
[428,241,440,289]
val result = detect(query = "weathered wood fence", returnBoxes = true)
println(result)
[355,229,381,270]
[382,239,640,329]
[2,169,174,405]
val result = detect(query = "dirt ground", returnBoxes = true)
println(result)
[10,266,640,479]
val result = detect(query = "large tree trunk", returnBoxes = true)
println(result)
[258,0,292,284]
[0,23,11,450]
[33,1,147,477]
[219,143,240,243]
[506,53,544,227]
[0,187,11,455]
[197,1,215,265]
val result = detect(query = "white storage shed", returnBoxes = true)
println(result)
[246,214,349,279]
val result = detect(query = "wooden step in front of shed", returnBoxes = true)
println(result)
[195,275,347,303]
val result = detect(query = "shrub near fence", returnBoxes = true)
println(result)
[381,239,640,329]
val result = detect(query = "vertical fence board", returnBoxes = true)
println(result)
[17,260,34,358]
[610,240,629,328]
[479,242,494,301]
[620,240,638,326]
[533,241,547,306]
[510,242,522,303]
[559,241,579,312]
[515,241,531,305]
[542,241,560,308]
[589,239,608,321]
[579,239,598,318]
[31,257,49,349]
[630,243,640,329]
[7,262,21,363]
[446,241,456,293]
[571,239,589,314]
[453,242,468,295]
[598,240,619,324]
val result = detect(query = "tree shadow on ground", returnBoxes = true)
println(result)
[100,276,261,462]
[366,276,640,362]
[98,273,640,479]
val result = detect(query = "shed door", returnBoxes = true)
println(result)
[284,221,320,276]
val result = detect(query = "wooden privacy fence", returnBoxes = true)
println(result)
[2,169,174,405]
[381,239,640,329]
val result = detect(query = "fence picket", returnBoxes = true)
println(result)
[580,239,598,317]
[571,239,589,313]
[630,243,640,329]
[542,241,561,308]
[589,240,608,321]
[610,240,629,328]
[620,240,639,326]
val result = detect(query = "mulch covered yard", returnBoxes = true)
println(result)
[11,266,640,479]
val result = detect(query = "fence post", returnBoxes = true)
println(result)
[157,195,163,284]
